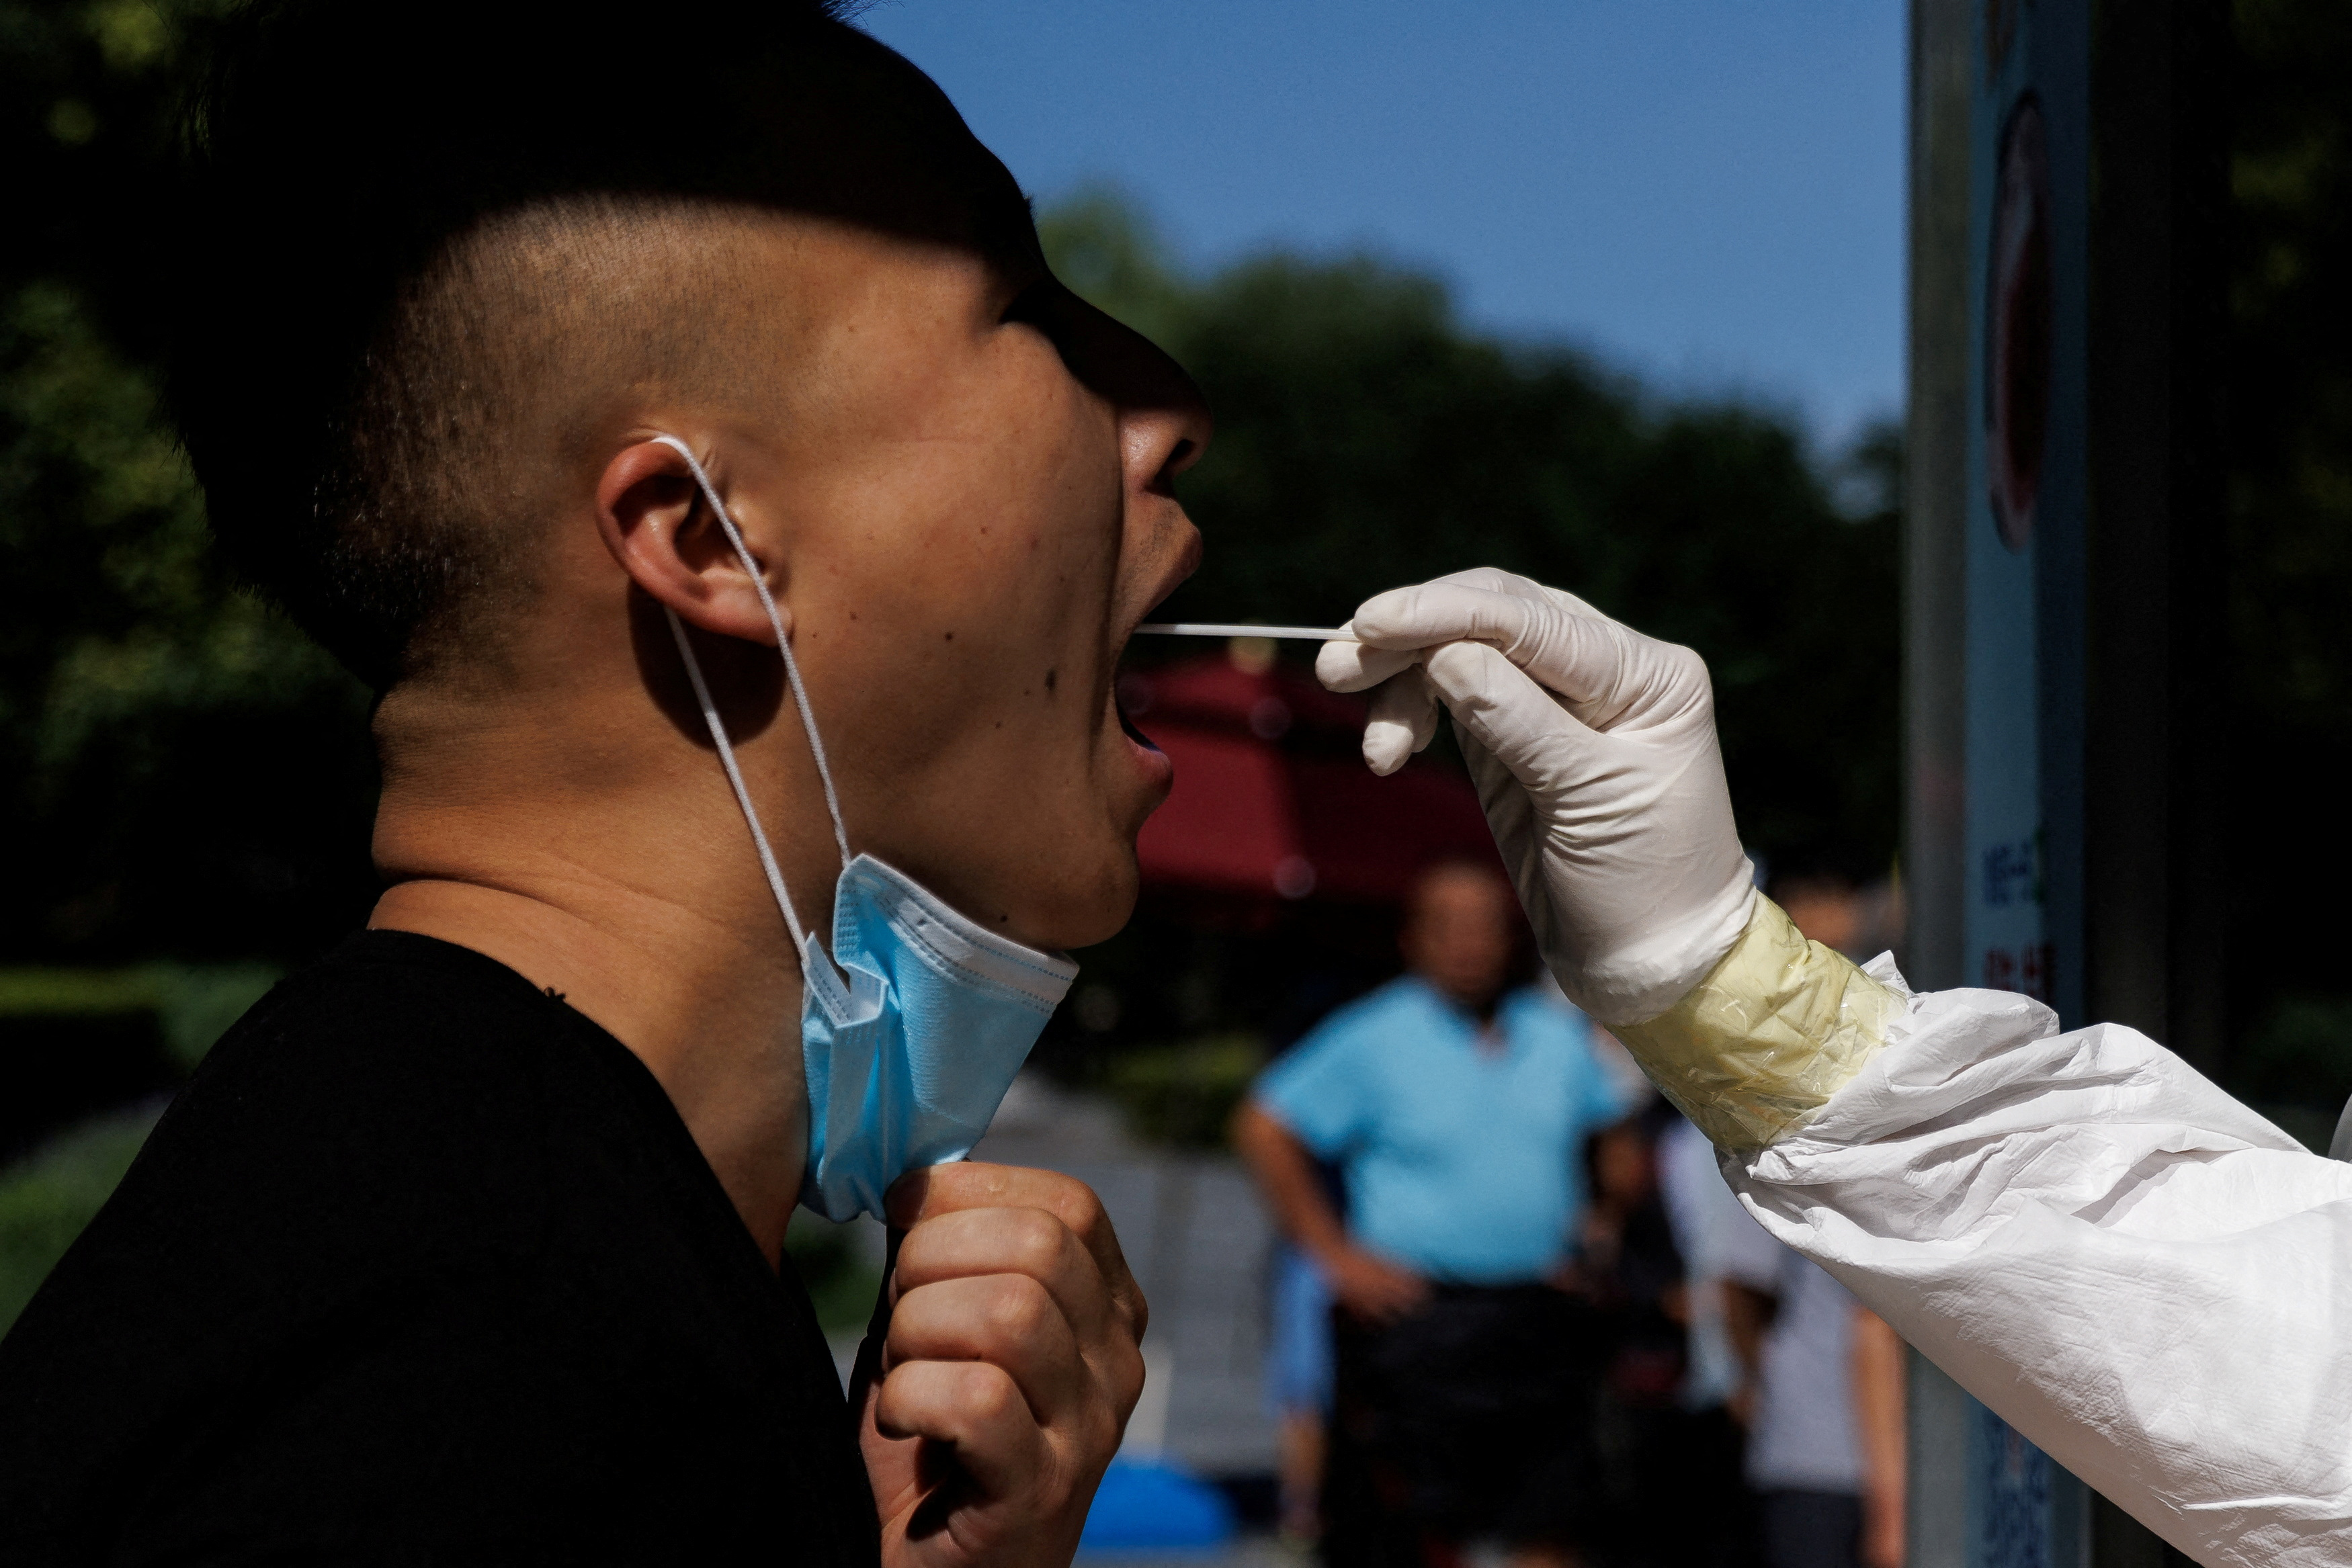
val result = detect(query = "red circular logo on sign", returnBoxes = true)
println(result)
[1986,94,2052,553]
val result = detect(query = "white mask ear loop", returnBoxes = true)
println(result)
[647,434,854,952]
[663,609,813,952]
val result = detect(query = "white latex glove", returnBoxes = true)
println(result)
[1318,568,1755,1025]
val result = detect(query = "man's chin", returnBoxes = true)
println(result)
[1026,844,1142,954]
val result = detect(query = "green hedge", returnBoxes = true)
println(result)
[0,1106,159,1334]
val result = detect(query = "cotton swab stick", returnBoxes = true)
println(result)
[1134,623,1351,640]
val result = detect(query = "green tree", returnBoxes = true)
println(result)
[2226,0,2352,1088]
[1,0,379,968]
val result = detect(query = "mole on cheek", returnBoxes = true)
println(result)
[1045,668,1058,695]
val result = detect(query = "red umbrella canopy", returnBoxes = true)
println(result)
[1120,648,1499,907]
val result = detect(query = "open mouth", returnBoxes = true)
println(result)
[1110,526,1199,763]
[1116,694,1161,753]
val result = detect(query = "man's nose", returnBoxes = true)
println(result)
[1126,390,1212,498]
[1056,292,1213,491]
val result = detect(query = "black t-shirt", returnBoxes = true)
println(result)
[0,930,880,1567]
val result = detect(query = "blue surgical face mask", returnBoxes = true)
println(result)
[650,435,1078,1222]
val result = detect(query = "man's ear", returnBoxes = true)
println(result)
[595,439,788,647]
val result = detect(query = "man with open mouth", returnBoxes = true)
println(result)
[0,3,1209,1564]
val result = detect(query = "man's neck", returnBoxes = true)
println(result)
[368,672,825,1269]
[1423,976,1507,1031]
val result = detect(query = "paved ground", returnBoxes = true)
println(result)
[1077,1537,1299,1568]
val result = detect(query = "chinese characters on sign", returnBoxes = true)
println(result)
[1978,834,2052,1000]
[1974,1403,2060,1568]
[1980,940,2054,1002]
[1979,833,2040,907]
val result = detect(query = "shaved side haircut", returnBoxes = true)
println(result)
[168,0,1026,689]
[332,198,807,680]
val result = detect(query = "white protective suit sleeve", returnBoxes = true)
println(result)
[1322,568,2352,1567]
[1736,951,2352,1568]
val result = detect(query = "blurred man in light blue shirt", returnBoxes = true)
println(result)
[1236,860,1635,1568]
[1254,955,1628,1287]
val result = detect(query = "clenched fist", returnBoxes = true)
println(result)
[857,1163,1148,1568]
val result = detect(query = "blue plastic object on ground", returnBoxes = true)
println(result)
[1077,1457,1236,1552]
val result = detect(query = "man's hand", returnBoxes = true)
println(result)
[1228,1102,1423,1327]
[858,1163,1146,1568]
[1319,1242,1430,1326]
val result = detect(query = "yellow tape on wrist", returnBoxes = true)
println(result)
[1612,894,1902,1151]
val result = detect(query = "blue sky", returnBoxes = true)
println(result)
[861,1,1906,449]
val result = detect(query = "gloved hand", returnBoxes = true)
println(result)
[1318,568,1755,1026]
